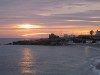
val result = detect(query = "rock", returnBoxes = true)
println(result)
[96,63,100,70]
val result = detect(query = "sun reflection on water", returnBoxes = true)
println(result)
[20,48,36,75]
[84,46,91,57]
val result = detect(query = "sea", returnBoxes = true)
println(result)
[0,38,100,75]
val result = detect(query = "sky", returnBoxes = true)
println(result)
[0,0,100,38]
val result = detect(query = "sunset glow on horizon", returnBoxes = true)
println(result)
[0,24,99,38]
[18,24,41,29]
[0,0,100,38]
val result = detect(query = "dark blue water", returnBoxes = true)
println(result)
[0,45,100,75]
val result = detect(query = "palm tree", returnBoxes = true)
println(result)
[90,30,94,41]
[90,30,94,35]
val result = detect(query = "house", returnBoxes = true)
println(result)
[96,30,100,36]
[49,33,59,39]
[64,34,76,39]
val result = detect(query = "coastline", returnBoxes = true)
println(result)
[2,39,100,71]
[77,43,100,48]
[85,44,100,48]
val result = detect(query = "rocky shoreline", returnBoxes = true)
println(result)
[7,38,69,46]
[6,37,100,46]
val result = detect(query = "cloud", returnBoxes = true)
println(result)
[86,0,100,2]
[0,0,100,28]
[21,33,50,36]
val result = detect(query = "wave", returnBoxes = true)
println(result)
[90,56,100,75]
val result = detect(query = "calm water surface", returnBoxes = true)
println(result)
[0,45,100,75]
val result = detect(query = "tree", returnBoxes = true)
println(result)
[90,30,94,35]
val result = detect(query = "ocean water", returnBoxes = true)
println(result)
[0,39,100,75]
[0,38,37,45]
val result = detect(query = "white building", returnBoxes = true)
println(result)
[96,30,100,36]
[64,34,76,38]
